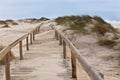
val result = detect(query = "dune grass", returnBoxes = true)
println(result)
[55,15,117,35]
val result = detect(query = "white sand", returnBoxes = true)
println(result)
[0,20,120,80]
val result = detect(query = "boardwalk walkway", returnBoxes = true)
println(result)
[9,30,73,80]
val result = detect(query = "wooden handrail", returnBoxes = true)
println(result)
[0,25,40,80]
[52,26,104,80]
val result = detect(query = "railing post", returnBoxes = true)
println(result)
[26,37,29,50]
[5,52,11,80]
[35,28,37,34]
[36,27,38,34]
[55,31,58,40]
[59,35,62,45]
[19,41,23,60]
[30,33,32,44]
[33,31,35,41]
[55,31,57,38]
[37,27,39,33]
[71,51,77,78]
[38,27,40,33]
[63,41,66,59]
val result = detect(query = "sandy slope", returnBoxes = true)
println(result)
[70,34,120,80]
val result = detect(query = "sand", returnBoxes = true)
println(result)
[0,20,120,80]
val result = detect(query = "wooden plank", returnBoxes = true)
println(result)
[5,52,11,80]
[19,41,23,60]
[63,41,66,59]
[71,51,77,78]
[26,37,29,50]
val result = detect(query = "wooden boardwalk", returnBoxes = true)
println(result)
[0,24,104,80]
[1,30,73,80]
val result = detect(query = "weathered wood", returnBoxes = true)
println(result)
[59,35,62,45]
[52,26,104,80]
[56,31,58,40]
[55,31,57,38]
[19,41,23,60]
[37,27,40,33]
[0,26,39,61]
[5,52,11,80]
[63,41,66,59]
[35,28,37,34]
[0,26,40,80]
[33,31,35,41]
[37,27,39,33]
[30,33,32,44]
[26,37,29,50]
[71,51,77,78]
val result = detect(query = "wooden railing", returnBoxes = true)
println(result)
[0,26,40,80]
[52,26,104,80]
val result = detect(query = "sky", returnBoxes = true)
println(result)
[0,0,120,20]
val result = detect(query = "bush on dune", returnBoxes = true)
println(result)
[55,15,119,48]
[55,15,117,35]
[0,21,7,24]
[1,24,10,28]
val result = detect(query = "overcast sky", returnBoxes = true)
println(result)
[0,0,120,20]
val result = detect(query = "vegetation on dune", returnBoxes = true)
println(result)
[23,17,49,23]
[55,15,117,35]
[0,21,7,24]
[55,15,119,47]
[98,39,116,48]
[5,19,18,25]
[39,17,50,21]
[1,24,10,28]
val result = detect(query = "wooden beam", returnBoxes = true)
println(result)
[63,41,66,59]
[5,52,11,80]
[55,31,57,38]
[37,27,40,33]
[52,27,104,80]
[56,31,58,40]
[26,37,29,50]
[33,31,35,41]
[71,51,77,78]
[19,41,23,60]
[59,35,62,45]
[30,33,32,44]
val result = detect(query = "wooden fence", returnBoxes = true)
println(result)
[0,26,40,80]
[0,24,104,80]
[52,26,104,80]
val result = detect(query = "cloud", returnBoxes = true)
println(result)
[0,0,120,20]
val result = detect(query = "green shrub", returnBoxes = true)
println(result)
[93,16,106,24]
[5,19,14,23]
[0,21,6,24]
[55,15,117,35]
[69,25,89,34]
[92,23,117,35]
[98,39,116,48]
